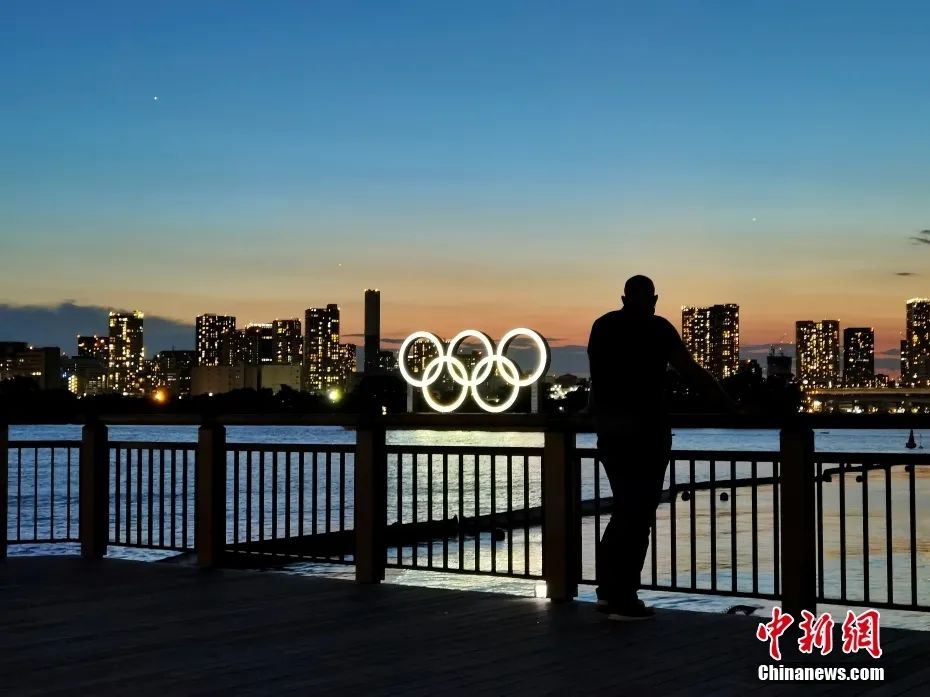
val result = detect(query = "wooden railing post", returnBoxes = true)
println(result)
[196,421,226,569]
[80,421,109,559]
[779,422,817,620]
[355,418,386,584]
[542,425,579,601]
[1,422,8,560]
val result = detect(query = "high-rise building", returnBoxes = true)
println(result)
[190,364,301,396]
[843,327,875,388]
[339,343,358,384]
[196,314,236,367]
[304,304,341,392]
[0,341,28,359]
[681,304,740,380]
[77,335,109,361]
[401,336,442,379]
[766,347,792,385]
[738,359,762,379]
[795,320,840,388]
[901,339,911,384]
[377,350,398,374]
[75,335,108,390]
[219,330,239,366]
[219,324,274,366]
[239,324,274,365]
[902,298,930,387]
[364,289,381,374]
[0,346,63,390]
[63,357,107,395]
[0,342,29,383]
[108,311,144,394]
[153,350,196,397]
[272,319,302,365]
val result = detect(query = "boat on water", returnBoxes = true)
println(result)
[906,429,917,450]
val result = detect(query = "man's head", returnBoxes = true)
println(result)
[622,275,657,315]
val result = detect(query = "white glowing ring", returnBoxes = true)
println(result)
[445,329,496,385]
[398,331,446,388]
[421,351,470,413]
[497,328,550,386]
[398,327,550,413]
[470,354,521,413]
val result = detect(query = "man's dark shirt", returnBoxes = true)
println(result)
[587,307,683,428]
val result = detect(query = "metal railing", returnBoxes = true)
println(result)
[5,441,80,544]
[226,444,355,565]
[384,445,544,579]
[2,413,928,618]
[815,453,929,611]
[109,442,197,551]
[578,449,783,600]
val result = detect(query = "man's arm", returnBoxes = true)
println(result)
[668,343,740,412]
[585,318,606,413]
[586,318,605,384]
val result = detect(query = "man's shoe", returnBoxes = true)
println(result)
[606,599,655,622]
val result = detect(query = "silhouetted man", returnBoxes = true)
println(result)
[587,275,735,621]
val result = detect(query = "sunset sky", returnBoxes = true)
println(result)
[2,2,929,370]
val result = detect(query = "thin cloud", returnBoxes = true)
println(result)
[741,343,789,351]
[741,343,794,354]
[342,333,406,345]
[910,229,930,245]
[360,334,569,347]
[895,272,917,276]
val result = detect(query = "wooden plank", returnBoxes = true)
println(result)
[780,424,817,622]
[354,423,386,583]
[542,428,579,600]
[0,558,924,696]
[79,422,108,559]
[195,423,226,568]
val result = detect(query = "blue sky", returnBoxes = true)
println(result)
[2,1,928,364]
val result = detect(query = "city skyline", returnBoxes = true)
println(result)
[2,292,924,379]
[4,288,929,403]
[2,2,929,366]
[0,279,923,373]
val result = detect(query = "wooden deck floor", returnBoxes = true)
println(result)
[0,557,926,696]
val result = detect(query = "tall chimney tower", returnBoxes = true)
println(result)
[364,289,381,374]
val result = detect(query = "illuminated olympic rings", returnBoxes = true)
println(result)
[398,328,551,413]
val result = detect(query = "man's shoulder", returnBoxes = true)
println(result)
[590,311,680,342]
[592,309,623,327]
[652,315,677,332]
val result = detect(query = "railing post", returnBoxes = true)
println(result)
[196,421,226,569]
[779,422,816,620]
[542,425,579,601]
[1,421,8,560]
[355,418,386,584]
[80,421,109,559]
